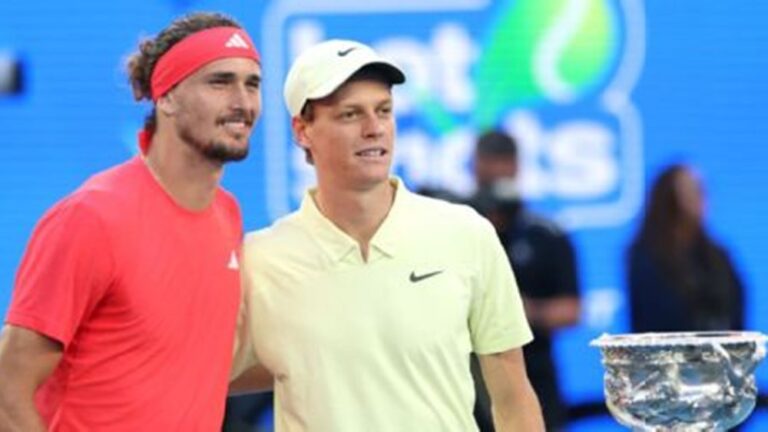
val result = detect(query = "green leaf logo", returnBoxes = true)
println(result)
[474,0,619,128]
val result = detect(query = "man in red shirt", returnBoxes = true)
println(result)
[0,12,261,431]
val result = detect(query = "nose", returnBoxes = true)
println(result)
[361,111,386,138]
[230,83,259,115]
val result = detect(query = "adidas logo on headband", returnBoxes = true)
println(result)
[225,33,249,49]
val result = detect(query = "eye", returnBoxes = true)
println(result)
[246,79,261,90]
[377,105,393,118]
[339,110,358,120]
[209,78,228,87]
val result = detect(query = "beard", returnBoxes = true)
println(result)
[200,139,249,162]
[179,127,249,163]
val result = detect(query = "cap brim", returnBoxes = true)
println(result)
[363,62,406,85]
[306,61,405,102]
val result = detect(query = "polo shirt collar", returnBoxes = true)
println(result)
[297,177,411,262]
[369,177,409,258]
[298,190,358,262]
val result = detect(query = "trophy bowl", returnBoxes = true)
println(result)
[591,331,767,431]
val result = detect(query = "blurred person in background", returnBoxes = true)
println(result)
[628,163,745,332]
[469,130,581,432]
[0,12,261,430]
[231,39,545,431]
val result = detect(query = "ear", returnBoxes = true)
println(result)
[156,92,178,117]
[291,116,311,152]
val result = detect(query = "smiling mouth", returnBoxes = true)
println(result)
[222,120,249,130]
[219,118,253,138]
[218,111,254,128]
[355,148,387,157]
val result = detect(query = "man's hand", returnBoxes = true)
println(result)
[523,295,580,331]
[229,364,274,396]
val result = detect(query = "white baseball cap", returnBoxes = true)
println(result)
[283,39,406,117]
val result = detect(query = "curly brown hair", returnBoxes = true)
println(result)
[126,12,242,132]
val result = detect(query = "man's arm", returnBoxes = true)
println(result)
[523,295,580,331]
[0,324,63,432]
[229,265,274,396]
[524,228,581,331]
[479,347,545,432]
[229,364,274,396]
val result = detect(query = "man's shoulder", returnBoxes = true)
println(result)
[519,210,567,238]
[244,210,304,248]
[214,186,242,222]
[47,159,138,218]
[399,192,499,254]
[242,210,321,270]
[76,157,143,197]
[406,191,485,228]
[84,156,141,183]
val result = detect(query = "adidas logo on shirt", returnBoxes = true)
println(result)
[228,251,239,270]
[225,33,249,49]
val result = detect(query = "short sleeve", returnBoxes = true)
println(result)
[6,195,114,347]
[469,217,533,354]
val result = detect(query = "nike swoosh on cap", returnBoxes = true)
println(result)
[337,47,357,56]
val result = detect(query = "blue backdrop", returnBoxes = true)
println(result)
[2,1,767,430]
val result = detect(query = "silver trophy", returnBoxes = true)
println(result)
[591,331,767,431]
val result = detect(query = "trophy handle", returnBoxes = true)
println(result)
[711,339,765,385]
[711,343,746,388]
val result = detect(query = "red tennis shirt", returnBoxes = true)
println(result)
[7,156,243,430]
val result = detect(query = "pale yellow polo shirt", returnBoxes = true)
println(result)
[238,178,532,432]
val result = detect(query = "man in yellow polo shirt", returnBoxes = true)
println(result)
[233,39,545,431]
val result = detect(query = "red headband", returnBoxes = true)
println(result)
[150,26,260,101]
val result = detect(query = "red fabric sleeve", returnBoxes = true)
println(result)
[7,195,114,347]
